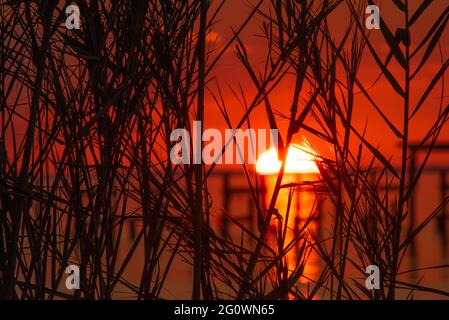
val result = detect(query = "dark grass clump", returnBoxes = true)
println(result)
[0,0,448,299]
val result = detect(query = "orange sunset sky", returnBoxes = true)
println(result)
[203,0,449,167]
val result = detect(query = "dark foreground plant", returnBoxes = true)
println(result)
[0,0,448,300]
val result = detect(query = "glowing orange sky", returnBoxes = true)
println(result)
[205,0,449,167]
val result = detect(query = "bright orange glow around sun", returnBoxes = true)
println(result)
[256,144,319,175]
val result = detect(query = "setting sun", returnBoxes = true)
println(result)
[256,144,320,175]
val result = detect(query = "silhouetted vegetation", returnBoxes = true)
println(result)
[0,0,448,299]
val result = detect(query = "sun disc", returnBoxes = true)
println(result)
[256,144,319,175]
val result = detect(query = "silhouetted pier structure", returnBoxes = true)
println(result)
[215,169,266,237]
[374,142,449,265]
[211,169,326,237]
[407,142,449,250]
[211,142,449,246]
